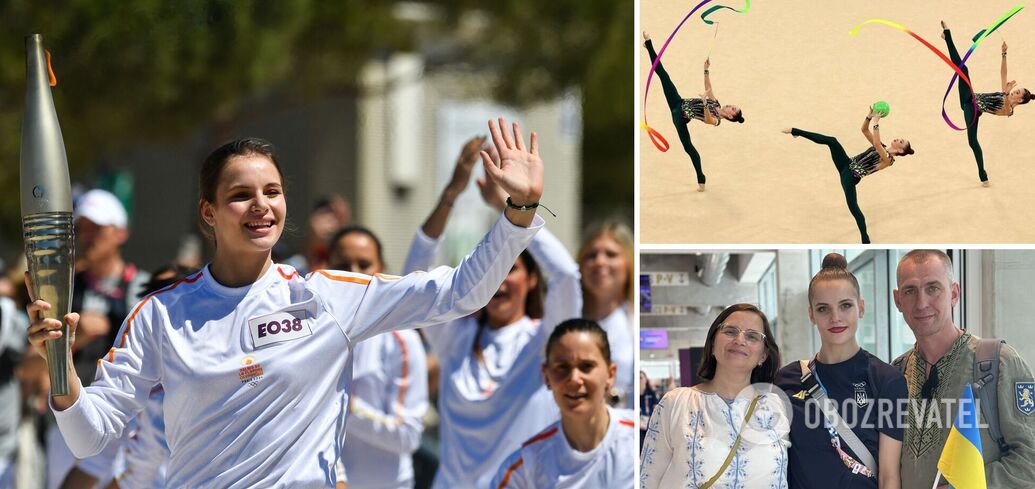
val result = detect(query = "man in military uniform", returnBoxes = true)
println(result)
[892,249,1035,488]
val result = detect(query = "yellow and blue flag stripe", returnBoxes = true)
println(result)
[937,383,986,489]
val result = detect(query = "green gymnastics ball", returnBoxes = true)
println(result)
[872,100,891,117]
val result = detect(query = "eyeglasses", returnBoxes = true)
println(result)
[718,324,766,344]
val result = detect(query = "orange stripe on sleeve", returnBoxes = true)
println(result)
[277,267,300,280]
[347,333,416,427]
[108,271,204,363]
[521,426,558,447]
[619,419,635,428]
[496,458,524,489]
[315,270,372,285]
[391,332,410,420]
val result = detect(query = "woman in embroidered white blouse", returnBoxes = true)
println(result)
[640,304,790,489]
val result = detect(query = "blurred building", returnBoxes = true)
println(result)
[357,53,581,271]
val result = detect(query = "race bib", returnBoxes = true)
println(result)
[248,308,312,348]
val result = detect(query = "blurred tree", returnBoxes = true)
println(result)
[0,0,411,239]
[434,0,634,225]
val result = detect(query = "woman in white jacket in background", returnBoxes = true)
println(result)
[328,225,428,489]
[491,319,636,488]
[403,137,581,489]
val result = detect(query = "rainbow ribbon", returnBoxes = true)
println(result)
[642,0,751,151]
[850,4,1024,131]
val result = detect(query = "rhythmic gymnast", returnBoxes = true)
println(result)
[643,31,744,192]
[783,109,914,244]
[942,21,1032,185]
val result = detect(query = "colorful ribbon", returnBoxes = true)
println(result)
[642,0,751,151]
[940,5,1024,130]
[700,0,751,25]
[850,4,1024,131]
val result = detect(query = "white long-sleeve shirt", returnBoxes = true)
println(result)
[598,303,634,408]
[403,226,581,489]
[73,385,166,489]
[52,214,541,489]
[639,387,790,489]
[491,407,637,489]
[341,329,427,489]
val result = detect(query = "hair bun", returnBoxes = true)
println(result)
[821,252,848,270]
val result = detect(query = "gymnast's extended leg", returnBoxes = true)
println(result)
[647,39,707,186]
[944,25,988,183]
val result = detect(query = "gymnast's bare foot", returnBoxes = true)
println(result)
[782,128,793,135]
[941,21,948,39]
[982,180,991,188]
[643,31,650,45]
[698,183,706,192]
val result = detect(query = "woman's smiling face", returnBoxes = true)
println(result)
[201,154,286,256]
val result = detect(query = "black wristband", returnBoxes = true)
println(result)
[506,197,538,211]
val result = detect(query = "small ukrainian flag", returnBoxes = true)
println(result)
[936,383,986,489]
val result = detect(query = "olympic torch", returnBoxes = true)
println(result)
[21,34,74,396]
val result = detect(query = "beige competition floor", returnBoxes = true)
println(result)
[639,1,1035,243]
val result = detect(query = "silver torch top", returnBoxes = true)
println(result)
[20,34,72,216]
